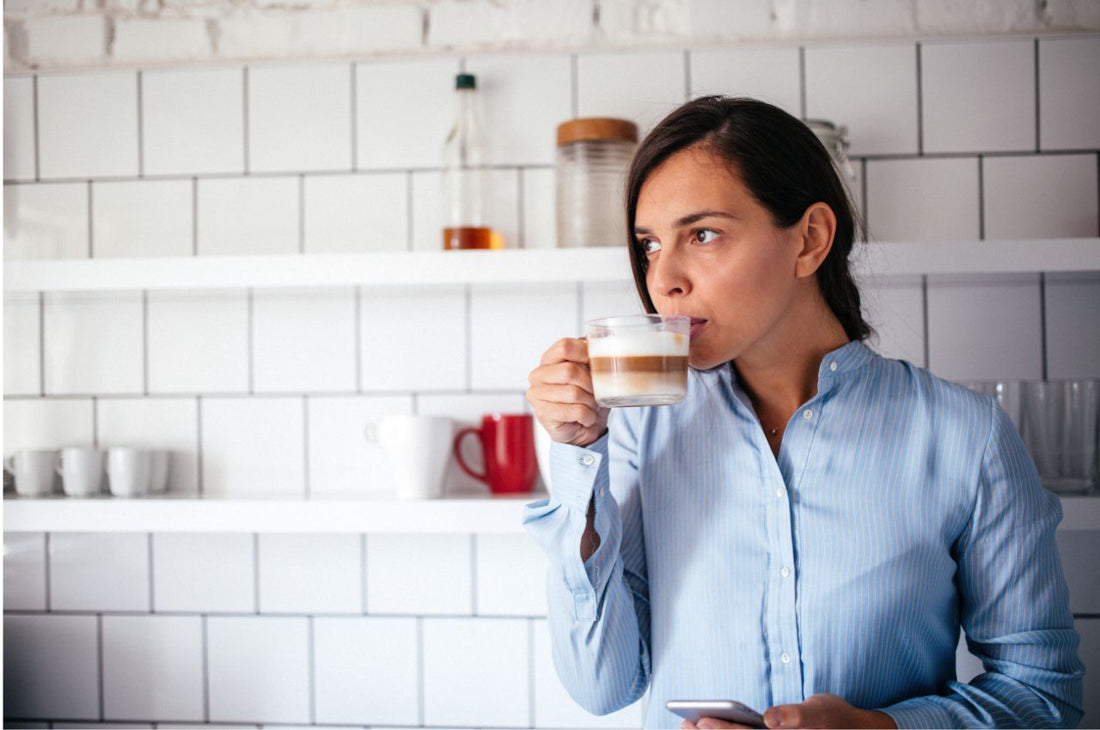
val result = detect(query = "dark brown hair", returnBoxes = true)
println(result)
[625,95,871,342]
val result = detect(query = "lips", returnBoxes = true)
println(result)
[688,317,708,339]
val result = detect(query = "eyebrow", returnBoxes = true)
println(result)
[634,210,740,235]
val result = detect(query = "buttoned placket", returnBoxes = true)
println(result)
[759,394,828,705]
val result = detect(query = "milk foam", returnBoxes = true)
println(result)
[587,331,688,358]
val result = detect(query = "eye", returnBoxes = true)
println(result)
[639,237,661,255]
[692,228,719,244]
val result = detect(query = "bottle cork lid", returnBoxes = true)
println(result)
[556,118,638,146]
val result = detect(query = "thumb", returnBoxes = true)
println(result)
[763,705,798,729]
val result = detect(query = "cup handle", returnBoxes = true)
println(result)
[55,452,64,476]
[453,427,488,483]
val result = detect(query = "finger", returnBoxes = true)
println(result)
[697,719,745,729]
[529,361,595,393]
[764,705,802,729]
[527,382,600,411]
[681,721,697,730]
[532,400,602,430]
[539,337,590,366]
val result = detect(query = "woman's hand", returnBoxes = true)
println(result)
[679,694,896,730]
[527,337,609,448]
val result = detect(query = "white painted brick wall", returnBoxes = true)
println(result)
[113,18,211,64]
[5,0,1100,72]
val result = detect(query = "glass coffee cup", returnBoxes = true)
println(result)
[586,314,691,407]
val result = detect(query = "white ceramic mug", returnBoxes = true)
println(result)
[55,447,105,497]
[4,450,58,497]
[106,447,153,497]
[370,415,454,499]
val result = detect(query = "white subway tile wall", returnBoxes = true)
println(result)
[3,293,40,396]
[3,76,36,181]
[690,46,801,116]
[805,43,919,156]
[36,71,139,180]
[141,67,245,176]
[4,182,90,260]
[101,615,205,722]
[4,35,1100,729]
[91,179,193,258]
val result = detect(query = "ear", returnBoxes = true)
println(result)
[794,203,837,279]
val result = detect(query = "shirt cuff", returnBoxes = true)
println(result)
[547,434,610,513]
[878,696,953,729]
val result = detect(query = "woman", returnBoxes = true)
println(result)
[523,97,1083,729]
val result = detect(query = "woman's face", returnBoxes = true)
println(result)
[635,145,804,370]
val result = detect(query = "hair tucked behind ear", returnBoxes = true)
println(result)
[625,96,872,342]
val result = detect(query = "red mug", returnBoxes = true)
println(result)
[453,413,538,495]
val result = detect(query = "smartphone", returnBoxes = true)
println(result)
[666,699,767,728]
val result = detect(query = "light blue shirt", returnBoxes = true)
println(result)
[523,341,1083,728]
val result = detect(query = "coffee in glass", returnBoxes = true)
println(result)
[586,314,690,407]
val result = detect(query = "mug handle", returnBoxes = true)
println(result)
[453,427,488,483]
[54,452,64,476]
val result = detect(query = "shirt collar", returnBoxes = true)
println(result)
[720,339,875,395]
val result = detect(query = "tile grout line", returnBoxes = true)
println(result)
[148,532,155,612]
[247,289,255,395]
[517,168,526,248]
[242,66,250,175]
[1040,272,1048,381]
[97,613,105,720]
[196,396,205,497]
[798,46,806,120]
[44,533,52,611]
[1034,37,1041,154]
[32,74,40,181]
[38,291,46,397]
[87,181,95,257]
[977,155,985,240]
[191,177,199,255]
[350,61,358,172]
[921,274,931,370]
[915,42,923,156]
[137,70,145,178]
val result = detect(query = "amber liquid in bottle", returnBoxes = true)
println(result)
[444,226,497,250]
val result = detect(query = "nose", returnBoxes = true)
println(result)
[646,248,690,303]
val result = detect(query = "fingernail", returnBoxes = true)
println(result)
[764,709,785,728]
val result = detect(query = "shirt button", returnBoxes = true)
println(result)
[775,487,785,499]
[781,652,791,664]
[780,566,791,578]
[829,361,838,372]
[802,408,814,419]
[579,455,595,466]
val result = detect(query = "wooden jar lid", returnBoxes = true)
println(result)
[556,117,639,146]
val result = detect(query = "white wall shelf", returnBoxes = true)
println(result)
[4,493,1096,534]
[5,238,1099,293]
[2,494,542,534]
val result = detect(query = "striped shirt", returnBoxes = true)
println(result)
[523,341,1084,728]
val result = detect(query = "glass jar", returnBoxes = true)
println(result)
[555,118,638,248]
[805,118,856,185]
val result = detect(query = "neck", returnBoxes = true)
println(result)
[733,287,850,430]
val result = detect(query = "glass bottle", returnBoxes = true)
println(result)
[441,73,498,250]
